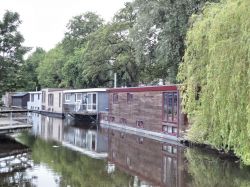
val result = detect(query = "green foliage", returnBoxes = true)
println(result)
[61,47,86,88]
[62,12,104,55]
[9,1,219,91]
[131,0,217,84]
[81,23,139,87]
[0,11,29,94]
[60,12,104,88]
[71,3,140,88]
[19,47,46,91]
[37,45,65,88]
[178,0,250,164]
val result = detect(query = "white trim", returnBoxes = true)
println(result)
[62,142,107,159]
[75,93,82,102]
[100,121,181,144]
[63,88,107,93]
[28,91,42,94]
[87,92,98,111]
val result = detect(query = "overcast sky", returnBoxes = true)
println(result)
[0,0,132,51]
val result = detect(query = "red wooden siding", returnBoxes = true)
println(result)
[104,86,188,138]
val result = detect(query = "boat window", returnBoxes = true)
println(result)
[163,92,178,123]
[127,93,133,104]
[113,93,118,104]
[48,94,54,106]
[65,93,70,101]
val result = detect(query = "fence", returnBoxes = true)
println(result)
[63,103,97,113]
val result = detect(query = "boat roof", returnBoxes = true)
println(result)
[28,91,42,94]
[12,93,29,97]
[41,88,66,92]
[63,88,107,93]
[107,85,178,93]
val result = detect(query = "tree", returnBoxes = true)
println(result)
[80,3,140,87]
[131,0,218,84]
[62,12,104,55]
[60,12,104,88]
[19,47,46,91]
[178,0,250,164]
[37,45,65,88]
[0,11,28,94]
[61,47,86,88]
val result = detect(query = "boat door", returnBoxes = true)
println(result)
[75,93,82,112]
[87,93,97,111]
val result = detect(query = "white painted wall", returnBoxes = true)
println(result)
[27,91,42,110]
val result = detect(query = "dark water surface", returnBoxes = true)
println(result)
[0,113,250,187]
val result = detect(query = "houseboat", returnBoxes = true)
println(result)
[41,88,65,117]
[11,92,30,109]
[100,85,188,141]
[27,91,42,111]
[63,88,108,119]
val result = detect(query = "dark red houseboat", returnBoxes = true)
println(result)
[100,85,188,141]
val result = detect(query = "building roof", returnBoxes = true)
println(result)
[63,88,107,93]
[41,88,66,92]
[28,91,42,94]
[12,93,29,97]
[108,85,178,93]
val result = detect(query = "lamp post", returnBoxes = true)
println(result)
[109,59,117,88]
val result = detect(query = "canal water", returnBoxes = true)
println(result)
[1,113,250,187]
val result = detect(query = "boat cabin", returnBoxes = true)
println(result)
[41,88,65,117]
[100,85,188,140]
[63,88,108,115]
[27,91,42,111]
[11,92,30,109]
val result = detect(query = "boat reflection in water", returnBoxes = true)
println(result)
[105,127,189,187]
[28,113,108,159]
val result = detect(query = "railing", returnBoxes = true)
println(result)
[0,112,31,133]
[63,103,97,113]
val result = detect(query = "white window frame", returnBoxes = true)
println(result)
[65,93,71,102]
[76,93,82,102]
[87,93,98,111]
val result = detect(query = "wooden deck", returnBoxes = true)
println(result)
[0,118,32,134]
[0,110,29,114]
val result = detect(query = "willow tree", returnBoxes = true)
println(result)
[178,0,250,164]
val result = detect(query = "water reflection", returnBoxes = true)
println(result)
[28,113,108,158]
[106,128,189,187]
[0,135,32,186]
[18,132,131,186]
[186,148,250,187]
[1,114,250,186]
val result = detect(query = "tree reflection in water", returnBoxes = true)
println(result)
[185,148,250,187]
